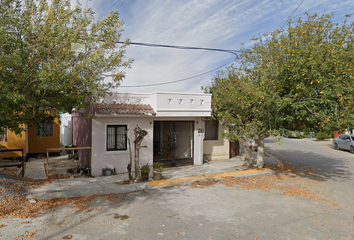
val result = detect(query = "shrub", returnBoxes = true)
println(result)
[315,131,332,141]
[140,163,151,174]
[153,162,164,172]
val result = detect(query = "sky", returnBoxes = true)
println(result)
[75,0,354,93]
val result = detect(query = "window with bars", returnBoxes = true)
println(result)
[0,127,8,142]
[106,125,127,151]
[204,120,218,140]
[36,123,53,137]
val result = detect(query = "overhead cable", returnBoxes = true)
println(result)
[281,0,305,29]
[118,59,235,88]
[116,41,240,56]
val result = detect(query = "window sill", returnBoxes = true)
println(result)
[102,150,129,155]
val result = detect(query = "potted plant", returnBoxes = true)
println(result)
[164,142,174,159]
[140,163,151,181]
[153,162,164,180]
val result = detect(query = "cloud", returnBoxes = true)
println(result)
[72,0,354,93]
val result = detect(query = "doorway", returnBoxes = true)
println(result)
[229,141,240,158]
[153,121,194,167]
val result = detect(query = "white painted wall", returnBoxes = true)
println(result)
[91,92,212,176]
[91,116,154,176]
[154,92,211,117]
[91,116,204,176]
[98,92,212,117]
[60,113,72,146]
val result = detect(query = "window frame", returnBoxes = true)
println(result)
[106,124,128,152]
[36,123,53,137]
[204,120,219,141]
[0,127,8,142]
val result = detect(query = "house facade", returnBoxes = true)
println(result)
[0,120,60,159]
[73,92,213,176]
[0,125,26,158]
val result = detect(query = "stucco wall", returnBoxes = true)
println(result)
[155,93,211,114]
[91,116,204,176]
[91,117,153,176]
[97,92,212,117]
[203,122,230,160]
[0,125,26,158]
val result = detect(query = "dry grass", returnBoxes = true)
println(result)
[186,170,338,207]
[0,192,128,219]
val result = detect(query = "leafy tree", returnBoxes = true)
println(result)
[240,13,354,134]
[0,0,132,134]
[203,67,278,168]
[205,13,354,168]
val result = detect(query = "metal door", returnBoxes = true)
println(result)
[153,121,194,167]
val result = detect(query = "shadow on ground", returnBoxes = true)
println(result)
[265,143,353,182]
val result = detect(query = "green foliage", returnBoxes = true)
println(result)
[72,153,79,160]
[315,131,332,141]
[0,0,132,133]
[240,13,354,133]
[204,13,354,146]
[153,162,164,172]
[203,65,277,146]
[140,163,151,174]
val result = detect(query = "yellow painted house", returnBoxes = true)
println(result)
[0,125,26,158]
[0,120,60,159]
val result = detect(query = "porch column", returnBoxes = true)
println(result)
[194,118,204,165]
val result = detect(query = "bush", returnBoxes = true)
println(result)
[140,163,151,174]
[315,131,332,141]
[153,162,164,172]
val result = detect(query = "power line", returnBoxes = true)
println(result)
[281,0,305,30]
[118,58,235,88]
[116,41,240,56]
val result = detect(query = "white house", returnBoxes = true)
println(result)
[77,92,211,176]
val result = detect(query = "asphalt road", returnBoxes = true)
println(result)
[265,137,354,181]
[1,138,354,240]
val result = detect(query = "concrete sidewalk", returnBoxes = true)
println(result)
[26,152,278,199]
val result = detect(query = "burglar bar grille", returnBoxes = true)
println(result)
[107,125,127,151]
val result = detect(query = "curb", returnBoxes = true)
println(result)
[149,168,273,187]
[264,150,284,167]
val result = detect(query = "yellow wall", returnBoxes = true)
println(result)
[0,125,26,158]
[28,119,60,154]
[203,122,230,160]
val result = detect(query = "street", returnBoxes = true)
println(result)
[1,138,354,240]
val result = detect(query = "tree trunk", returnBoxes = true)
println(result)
[133,125,148,180]
[256,137,265,168]
[126,130,133,182]
[243,144,253,169]
[134,140,140,180]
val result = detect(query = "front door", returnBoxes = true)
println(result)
[229,141,240,158]
[153,121,194,167]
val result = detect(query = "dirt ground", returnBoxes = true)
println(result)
[47,158,82,178]
[0,155,84,180]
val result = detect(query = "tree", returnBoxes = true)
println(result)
[204,13,354,168]
[0,0,132,134]
[240,13,354,134]
[203,67,278,169]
